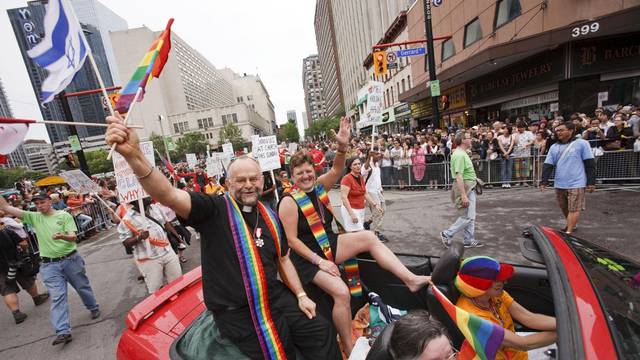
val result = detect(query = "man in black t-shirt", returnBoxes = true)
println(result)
[106,113,340,359]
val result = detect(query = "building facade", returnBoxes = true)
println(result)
[314,0,345,117]
[167,103,272,147]
[8,1,116,157]
[401,0,640,129]
[302,55,326,122]
[70,0,128,84]
[0,78,11,118]
[218,69,277,131]
[110,26,235,141]
[22,140,59,174]
[286,110,298,123]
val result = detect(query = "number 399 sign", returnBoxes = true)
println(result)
[571,22,599,38]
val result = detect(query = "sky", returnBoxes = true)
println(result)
[0,0,317,142]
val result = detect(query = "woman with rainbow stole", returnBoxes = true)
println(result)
[278,117,432,356]
[106,113,341,360]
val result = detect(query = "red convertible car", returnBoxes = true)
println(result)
[116,226,640,359]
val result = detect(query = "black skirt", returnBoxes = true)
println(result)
[290,231,339,284]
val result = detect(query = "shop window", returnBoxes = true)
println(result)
[464,18,483,48]
[442,38,455,61]
[495,0,521,29]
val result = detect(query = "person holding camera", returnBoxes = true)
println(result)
[0,227,49,324]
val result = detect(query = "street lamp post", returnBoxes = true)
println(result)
[423,0,440,127]
[158,115,172,163]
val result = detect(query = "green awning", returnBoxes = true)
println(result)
[357,95,368,106]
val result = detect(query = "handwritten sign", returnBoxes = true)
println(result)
[222,143,234,158]
[206,152,231,177]
[252,135,280,171]
[186,153,197,169]
[59,170,100,194]
[112,141,155,203]
[288,142,298,155]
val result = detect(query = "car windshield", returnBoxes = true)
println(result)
[562,232,640,358]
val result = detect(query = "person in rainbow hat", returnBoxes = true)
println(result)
[455,256,557,359]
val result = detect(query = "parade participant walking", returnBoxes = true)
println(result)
[278,117,431,356]
[0,227,49,324]
[362,147,388,242]
[106,114,340,360]
[440,131,484,249]
[541,122,596,234]
[117,202,182,293]
[340,157,382,232]
[0,193,100,346]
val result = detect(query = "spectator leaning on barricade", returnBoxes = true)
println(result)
[0,193,100,346]
[513,121,535,187]
[0,226,49,324]
[541,121,595,235]
[498,126,515,188]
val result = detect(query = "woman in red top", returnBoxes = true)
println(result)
[340,157,383,232]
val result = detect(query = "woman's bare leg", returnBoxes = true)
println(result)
[313,270,354,355]
[335,231,430,292]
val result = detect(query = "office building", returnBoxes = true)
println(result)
[0,78,12,118]
[314,0,344,117]
[302,55,326,122]
[7,1,116,157]
[218,69,277,130]
[111,26,234,140]
[286,110,297,123]
[401,1,640,128]
[22,140,59,174]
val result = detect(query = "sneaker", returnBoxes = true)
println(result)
[33,293,49,306]
[440,232,452,248]
[52,333,72,345]
[363,220,372,230]
[12,310,27,324]
[463,240,485,248]
[561,226,578,233]
[90,309,101,319]
[376,232,389,243]
[177,243,187,250]
[523,182,530,187]
[506,184,511,188]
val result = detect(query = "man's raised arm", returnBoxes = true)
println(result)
[0,196,25,219]
[106,114,192,219]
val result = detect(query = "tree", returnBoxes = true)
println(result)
[84,149,114,174]
[219,123,246,151]
[0,167,44,188]
[281,121,300,142]
[305,115,341,139]
[175,132,207,161]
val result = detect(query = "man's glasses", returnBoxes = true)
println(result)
[231,175,263,184]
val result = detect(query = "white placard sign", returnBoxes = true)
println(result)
[60,170,100,194]
[222,143,234,158]
[186,153,197,168]
[288,142,298,155]
[206,152,231,177]
[367,81,384,125]
[252,136,280,171]
[112,141,155,203]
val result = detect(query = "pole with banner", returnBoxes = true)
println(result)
[423,0,440,127]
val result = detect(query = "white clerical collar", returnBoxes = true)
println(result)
[242,205,253,213]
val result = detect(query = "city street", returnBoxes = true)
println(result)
[0,186,638,359]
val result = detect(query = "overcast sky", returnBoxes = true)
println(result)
[0,0,317,142]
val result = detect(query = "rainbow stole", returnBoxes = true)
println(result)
[223,193,287,360]
[290,184,362,297]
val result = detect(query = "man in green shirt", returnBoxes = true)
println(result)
[440,131,484,248]
[0,193,100,346]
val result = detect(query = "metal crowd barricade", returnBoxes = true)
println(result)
[66,201,111,240]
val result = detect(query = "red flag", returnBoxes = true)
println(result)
[151,18,173,78]
[0,154,7,165]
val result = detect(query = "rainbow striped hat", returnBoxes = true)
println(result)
[455,256,514,298]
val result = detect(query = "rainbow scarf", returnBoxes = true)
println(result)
[431,285,504,360]
[115,18,174,114]
[290,184,362,297]
[223,193,287,359]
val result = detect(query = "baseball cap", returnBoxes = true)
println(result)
[32,192,51,201]
[454,256,514,298]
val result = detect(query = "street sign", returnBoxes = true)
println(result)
[166,138,176,151]
[68,135,81,152]
[430,80,441,96]
[386,52,397,64]
[397,47,426,57]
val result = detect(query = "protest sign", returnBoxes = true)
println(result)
[59,170,100,194]
[186,153,197,169]
[206,152,231,177]
[112,141,155,203]
[252,136,280,171]
[222,143,234,158]
[288,142,298,155]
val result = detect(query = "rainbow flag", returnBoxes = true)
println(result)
[431,285,504,360]
[115,18,174,114]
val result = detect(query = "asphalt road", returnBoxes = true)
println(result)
[0,186,638,359]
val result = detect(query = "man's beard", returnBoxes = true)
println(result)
[233,187,262,206]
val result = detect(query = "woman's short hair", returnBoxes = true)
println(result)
[289,151,314,170]
[389,310,450,360]
[345,156,360,170]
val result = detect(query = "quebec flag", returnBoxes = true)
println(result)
[27,0,88,104]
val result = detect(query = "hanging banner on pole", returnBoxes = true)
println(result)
[68,135,82,152]
[60,170,100,194]
[112,141,155,203]
[252,135,280,171]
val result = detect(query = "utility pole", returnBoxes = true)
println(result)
[423,0,440,127]
[158,115,172,163]
[59,91,90,176]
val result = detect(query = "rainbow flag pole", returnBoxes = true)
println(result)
[106,87,143,160]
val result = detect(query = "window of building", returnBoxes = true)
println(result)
[173,123,179,133]
[495,0,521,29]
[247,95,253,101]
[237,96,244,103]
[401,79,405,93]
[464,18,483,48]
[197,119,203,129]
[407,75,411,89]
[441,38,456,61]
[232,113,238,123]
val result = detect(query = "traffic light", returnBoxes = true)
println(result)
[373,51,388,77]
[440,95,449,110]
